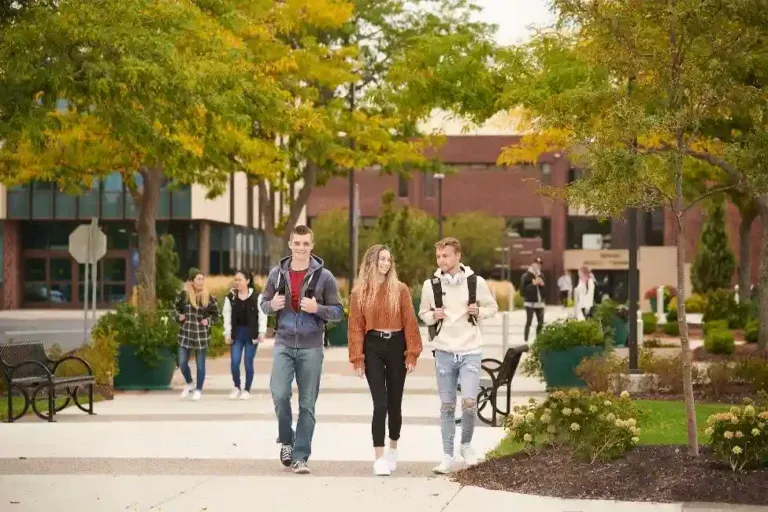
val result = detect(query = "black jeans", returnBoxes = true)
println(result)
[363,331,407,447]
[524,307,545,341]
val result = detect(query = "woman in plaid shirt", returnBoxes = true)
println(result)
[175,268,220,401]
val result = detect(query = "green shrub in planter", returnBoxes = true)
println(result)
[513,292,524,309]
[666,306,678,324]
[642,312,657,335]
[704,329,735,355]
[704,319,729,335]
[744,319,759,344]
[523,319,606,388]
[662,321,679,336]
[684,293,706,314]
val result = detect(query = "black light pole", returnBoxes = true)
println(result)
[627,75,641,373]
[628,207,641,373]
[348,168,356,286]
[435,172,445,238]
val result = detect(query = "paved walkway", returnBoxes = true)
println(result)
[0,308,760,511]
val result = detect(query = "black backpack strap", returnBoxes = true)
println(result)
[428,277,443,339]
[276,271,287,296]
[467,274,478,326]
[304,270,323,298]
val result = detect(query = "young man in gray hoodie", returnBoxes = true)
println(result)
[260,225,344,474]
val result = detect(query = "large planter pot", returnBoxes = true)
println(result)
[113,344,176,391]
[540,345,605,390]
[327,318,349,347]
[649,297,658,313]
[612,317,629,347]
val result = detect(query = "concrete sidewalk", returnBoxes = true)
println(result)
[0,305,756,512]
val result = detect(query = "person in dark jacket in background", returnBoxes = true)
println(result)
[520,257,545,342]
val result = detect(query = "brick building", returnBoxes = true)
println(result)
[307,135,761,304]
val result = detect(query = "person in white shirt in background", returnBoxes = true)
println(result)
[419,237,499,475]
[223,269,267,400]
[557,271,573,307]
[573,265,596,320]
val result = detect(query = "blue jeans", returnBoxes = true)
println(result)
[270,344,324,462]
[179,346,207,391]
[231,326,258,391]
[434,350,481,456]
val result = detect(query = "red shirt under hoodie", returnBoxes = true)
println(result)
[289,269,308,311]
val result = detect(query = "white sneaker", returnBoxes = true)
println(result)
[191,390,202,401]
[373,457,391,476]
[180,384,194,399]
[228,388,241,400]
[460,444,478,467]
[432,455,454,475]
[386,449,397,472]
[239,390,251,400]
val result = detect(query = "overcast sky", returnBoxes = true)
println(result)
[475,0,555,45]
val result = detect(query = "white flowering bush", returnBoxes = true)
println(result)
[504,389,641,463]
[706,399,768,472]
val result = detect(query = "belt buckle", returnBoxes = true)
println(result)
[382,331,392,339]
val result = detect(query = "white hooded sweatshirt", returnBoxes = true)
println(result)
[418,265,498,354]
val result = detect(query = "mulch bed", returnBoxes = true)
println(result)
[456,445,768,505]
[693,343,768,362]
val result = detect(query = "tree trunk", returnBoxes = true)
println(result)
[757,195,768,351]
[738,212,755,304]
[134,168,163,312]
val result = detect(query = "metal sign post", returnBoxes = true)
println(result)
[69,218,108,344]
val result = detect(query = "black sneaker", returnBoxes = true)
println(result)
[280,444,293,467]
[292,460,310,474]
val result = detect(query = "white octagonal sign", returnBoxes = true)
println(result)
[69,224,108,264]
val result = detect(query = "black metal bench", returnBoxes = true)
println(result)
[433,344,529,427]
[476,345,530,426]
[1,341,96,423]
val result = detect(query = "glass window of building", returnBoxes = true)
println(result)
[398,175,409,197]
[79,181,100,219]
[506,217,552,250]
[566,217,613,249]
[7,185,30,219]
[424,173,436,197]
[102,172,123,219]
[55,189,77,219]
[31,182,54,219]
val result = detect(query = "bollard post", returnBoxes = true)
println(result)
[656,285,666,325]
[734,284,740,304]
[502,311,509,357]
[637,310,645,347]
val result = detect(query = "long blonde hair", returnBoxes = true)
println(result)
[184,281,211,309]
[352,244,401,314]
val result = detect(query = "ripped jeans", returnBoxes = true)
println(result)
[434,350,481,456]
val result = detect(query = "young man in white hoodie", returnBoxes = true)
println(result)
[419,237,498,474]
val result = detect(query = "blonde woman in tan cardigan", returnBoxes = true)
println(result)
[348,244,423,476]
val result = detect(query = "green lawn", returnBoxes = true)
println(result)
[0,394,103,422]
[487,400,730,459]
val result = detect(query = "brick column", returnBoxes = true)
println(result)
[2,220,21,309]
[198,221,211,275]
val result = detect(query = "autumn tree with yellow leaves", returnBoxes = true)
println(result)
[498,1,768,456]
[0,0,353,309]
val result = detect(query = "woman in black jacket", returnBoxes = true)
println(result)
[222,269,266,400]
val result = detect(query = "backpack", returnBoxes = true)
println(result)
[427,273,478,341]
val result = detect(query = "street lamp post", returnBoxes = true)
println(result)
[434,173,445,239]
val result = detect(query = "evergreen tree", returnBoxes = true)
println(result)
[691,200,736,294]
